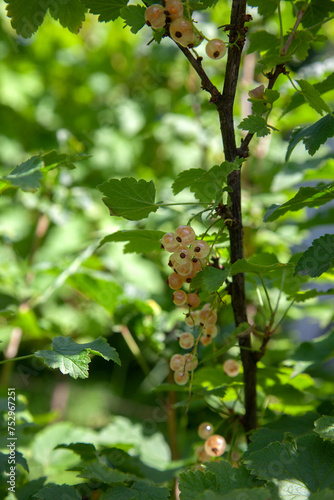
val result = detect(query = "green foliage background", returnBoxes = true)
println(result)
[0,0,334,498]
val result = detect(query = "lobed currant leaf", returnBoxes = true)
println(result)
[294,234,334,277]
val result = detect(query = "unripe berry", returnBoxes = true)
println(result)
[187,292,201,308]
[161,232,180,252]
[204,434,226,457]
[174,246,192,264]
[205,39,226,60]
[164,0,183,20]
[191,240,210,258]
[145,4,166,29]
[175,225,196,245]
[198,422,214,439]
[184,353,198,371]
[172,289,187,306]
[170,353,185,371]
[167,272,185,290]
[179,331,195,349]
[170,18,195,47]
[223,359,240,377]
[174,369,189,385]
[174,260,193,276]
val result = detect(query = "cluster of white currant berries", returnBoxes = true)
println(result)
[161,225,219,385]
[144,1,227,60]
[195,422,226,460]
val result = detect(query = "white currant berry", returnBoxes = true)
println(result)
[168,254,177,269]
[164,0,183,20]
[185,312,196,327]
[170,353,185,371]
[172,289,187,306]
[200,334,212,346]
[184,269,197,283]
[170,18,195,47]
[205,39,226,60]
[223,359,240,377]
[175,225,196,246]
[191,240,210,259]
[204,324,218,338]
[199,308,217,325]
[174,260,193,276]
[187,293,201,308]
[184,353,198,371]
[174,369,189,385]
[179,331,195,349]
[145,4,166,29]
[174,246,192,264]
[167,272,185,290]
[204,434,226,457]
[161,232,180,252]
[198,422,214,439]
[192,257,206,273]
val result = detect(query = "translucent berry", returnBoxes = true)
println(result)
[174,246,192,264]
[205,39,226,60]
[168,254,177,269]
[174,260,193,276]
[145,4,167,29]
[175,225,196,245]
[167,272,185,290]
[179,331,195,349]
[161,232,180,252]
[170,353,185,371]
[204,325,218,338]
[191,240,210,258]
[199,308,217,325]
[184,353,198,371]
[198,422,214,439]
[187,293,201,308]
[164,0,183,20]
[170,18,195,47]
[223,359,240,377]
[200,334,212,346]
[192,257,206,273]
[184,269,197,283]
[172,289,187,306]
[204,434,226,457]
[174,369,189,385]
[185,312,196,327]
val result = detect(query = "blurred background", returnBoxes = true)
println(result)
[0,0,334,489]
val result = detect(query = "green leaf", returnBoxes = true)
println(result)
[189,0,219,11]
[82,0,128,22]
[33,483,81,500]
[238,115,271,137]
[67,274,122,313]
[102,486,138,500]
[286,114,334,161]
[288,30,317,60]
[247,30,279,54]
[5,0,49,38]
[230,258,289,275]
[131,481,170,499]
[314,416,334,442]
[283,73,334,116]
[294,234,334,277]
[35,336,120,379]
[264,89,280,104]
[246,0,278,15]
[191,267,229,293]
[264,184,334,222]
[244,434,334,497]
[3,155,43,191]
[120,5,146,34]
[299,0,334,30]
[49,0,86,33]
[297,79,333,116]
[291,288,334,302]
[0,450,29,473]
[98,177,159,220]
[55,443,97,462]
[290,330,334,371]
[309,491,334,500]
[77,462,133,483]
[99,230,165,253]
[179,470,217,499]
[172,162,240,202]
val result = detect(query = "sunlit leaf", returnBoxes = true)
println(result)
[99,230,165,253]
[314,416,334,442]
[294,234,334,277]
